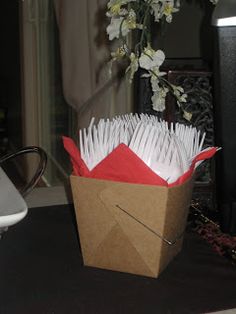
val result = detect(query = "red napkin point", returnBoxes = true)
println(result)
[89,143,168,186]
[62,136,90,176]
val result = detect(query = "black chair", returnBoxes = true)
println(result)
[0,146,47,197]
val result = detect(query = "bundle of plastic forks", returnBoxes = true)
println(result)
[77,113,216,184]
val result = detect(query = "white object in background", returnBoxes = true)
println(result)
[0,167,28,235]
[212,0,236,27]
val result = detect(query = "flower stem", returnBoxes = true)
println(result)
[139,1,152,51]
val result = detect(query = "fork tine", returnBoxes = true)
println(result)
[143,126,156,166]
[129,122,142,151]
[135,125,149,158]
[157,132,169,163]
[172,135,184,172]
[165,137,175,165]
[79,129,84,161]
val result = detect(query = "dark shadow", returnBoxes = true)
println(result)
[186,0,216,66]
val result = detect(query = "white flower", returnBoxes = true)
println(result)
[163,1,179,23]
[126,52,139,82]
[106,17,128,40]
[107,0,135,10]
[150,72,166,92]
[178,93,187,103]
[139,47,165,71]
[173,85,184,95]
[107,0,136,16]
[111,46,127,59]
[151,75,160,92]
[148,0,179,23]
[172,85,187,102]
[125,9,137,29]
[106,8,128,17]
[151,87,169,112]
[106,9,137,40]
[183,110,192,121]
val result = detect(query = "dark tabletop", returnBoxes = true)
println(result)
[1,205,236,314]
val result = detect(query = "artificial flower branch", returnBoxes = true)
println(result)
[106,0,218,119]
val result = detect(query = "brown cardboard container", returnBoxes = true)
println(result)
[70,175,194,278]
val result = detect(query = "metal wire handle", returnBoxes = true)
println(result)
[0,146,47,197]
[116,204,185,246]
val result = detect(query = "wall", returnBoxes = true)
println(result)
[153,0,215,65]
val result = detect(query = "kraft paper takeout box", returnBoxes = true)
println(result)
[70,175,194,278]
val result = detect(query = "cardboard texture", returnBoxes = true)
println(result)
[70,175,194,278]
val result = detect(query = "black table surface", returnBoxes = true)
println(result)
[1,205,236,314]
